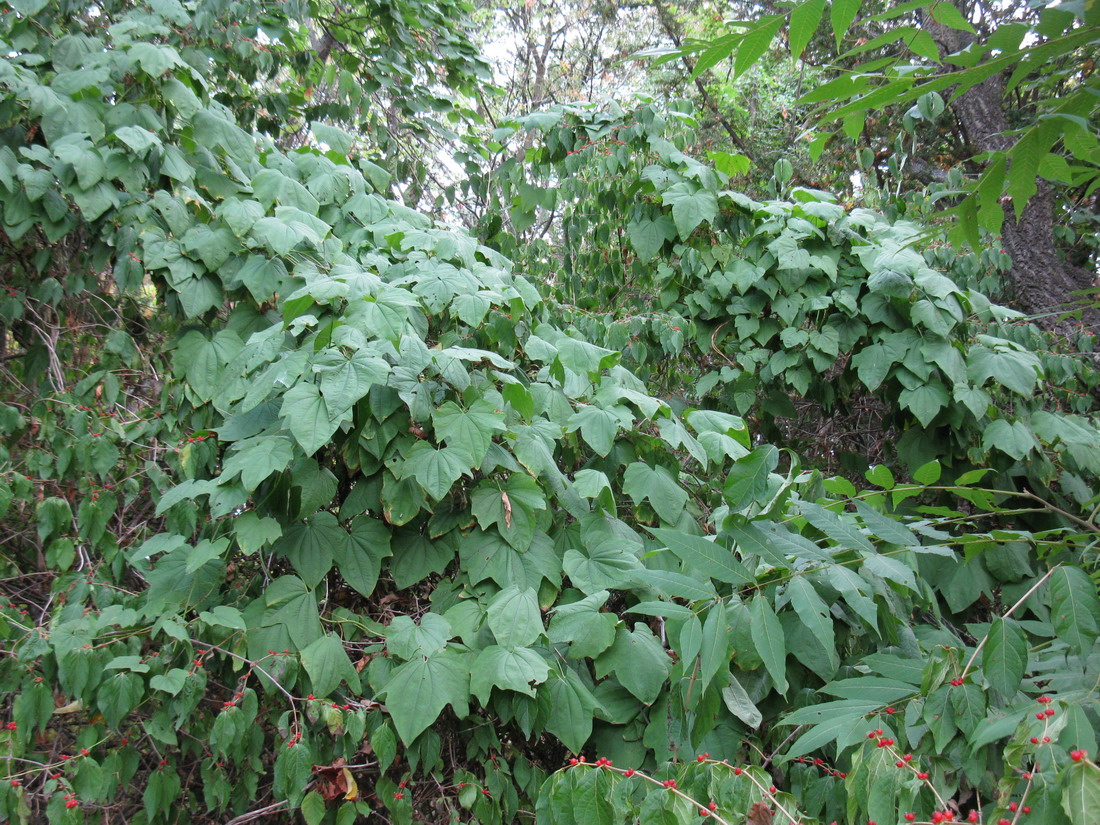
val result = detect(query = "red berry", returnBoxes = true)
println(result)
[886,707,895,714]
[998,820,1010,825]
[393,792,404,800]
[9,780,19,787]
[624,769,635,777]
[1009,803,1017,812]
[968,812,979,823]
[896,761,905,768]
[1031,737,1040,744]
[918,772,929,780]
[709,802,717,811]
[1036,712,1045,719]
[734,767,742,775]
[700,811,709,818]
[1044,709,1055,717]
[1023,807,1030,814]
[1070,749,1087,762]
[905,815,916,822]
[697,752,709,762]
[769,785,776,793]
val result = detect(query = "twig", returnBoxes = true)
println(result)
[223,800,290,825]
[960,565,1060,680]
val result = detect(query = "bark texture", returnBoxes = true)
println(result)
[926,15,1096,325]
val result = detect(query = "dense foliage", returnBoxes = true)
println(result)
[0,2,1097,825]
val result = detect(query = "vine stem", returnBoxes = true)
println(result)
[600,764,734,825]
[594,759,803,825]
[188,639,300,729]
[959,565,1060,681]
[223,800,290,825]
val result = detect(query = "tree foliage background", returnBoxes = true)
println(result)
[0,1,1098,824]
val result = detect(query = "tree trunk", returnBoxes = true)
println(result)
[926,15,1096,326]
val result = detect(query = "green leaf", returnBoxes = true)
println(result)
[967,345,1039,396]
[432,399,505,464]
[318,350,391,417]
[115,125,161,155]
[627,215,677,261]
[300,633,361,698]
[789,0,827,59]
[722,673,763,728]
[221,435,294,490]
[800,501,876,553]
[866,466,893,490]
[931,1,975,31]
[233,512,282,554]
[400,443,471,500]
[301,791,326,825]
[384,650,469,744]
[470,646,550,703]
[387,613,451,659]
[830,0,862,46]
[982,618,1027,702]
[272,512,342,588]
[737,15,784,76]
[786,577,838,673]
[724,445,778,510]
[622,462,687,524]
[1048,566,1100,655]
[699,601,729,690]
[335,515,392,597]
[185,538,229,573]
[149,668,188,695]
[250,217,307,255]
[263,576,323,649]
[566,404,620,457]
[311,122,356,154]
[913,460,942,484]
[594,623,671,704]
[545,669,600,753]
[661,183,718,238]
[572,767,620,825]
[487,585,543,649]
[648,527,753,585]
[629,569,719,601]
[750,594,787,694]
[280,381,338,456]
[128,42,183,78]
[563,539,644,594]
[470,474,546,552]
[981,419,1038,461]
[1062,761,1100,825]
[899,382,949,427]
[549,592,618,659]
